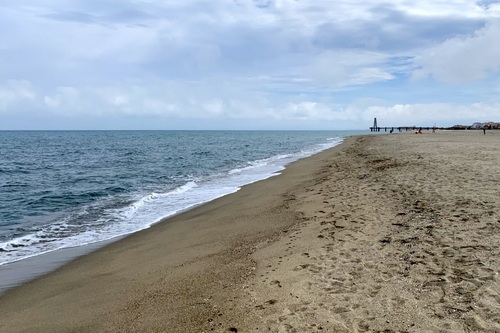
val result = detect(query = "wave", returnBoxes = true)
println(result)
[0,135,345,266]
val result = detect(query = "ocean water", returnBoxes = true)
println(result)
[0,130,363,267]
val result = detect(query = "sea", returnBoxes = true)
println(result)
[0,130,365,291]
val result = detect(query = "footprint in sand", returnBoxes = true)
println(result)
[270,280,282,288]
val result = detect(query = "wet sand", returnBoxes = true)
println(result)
[0,131,499,332]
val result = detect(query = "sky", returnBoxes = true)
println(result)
[1,0,500,130]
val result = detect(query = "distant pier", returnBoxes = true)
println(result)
[369,118,445,132]
[369,117,500,132]
[369,126,442,133]
[369,118,500,132]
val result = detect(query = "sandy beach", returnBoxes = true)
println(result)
[0,131,499,332]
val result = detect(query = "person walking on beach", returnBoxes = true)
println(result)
[483,127,486,135]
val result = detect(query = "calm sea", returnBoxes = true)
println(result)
[0,130,363,268]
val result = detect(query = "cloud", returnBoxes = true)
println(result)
[477,0,500,9]
[304,50,396,88]
[43,87,80,110]
[413,22,500,83]
[312,5,485,52]
[0,80,36,111]
[358,102,500,126]
[1,1,500,129]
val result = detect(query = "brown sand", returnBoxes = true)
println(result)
[0,131,499,332]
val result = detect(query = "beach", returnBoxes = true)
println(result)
[0,131,499,332]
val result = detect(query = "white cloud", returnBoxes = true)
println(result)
[142,99,179,116]
[43,87,80,110]
[358,102,500,126]
[413,21,500,83]
[284,101,359,121]
[1,1,500,129]
[305,51,395,88]
[0,80,36,111]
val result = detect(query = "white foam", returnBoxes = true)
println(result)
[0,137,344,266]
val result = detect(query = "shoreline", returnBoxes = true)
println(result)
[0,131,499,332]
[0,237,122,295]
[0,134,350,332]
[0,136,347,295]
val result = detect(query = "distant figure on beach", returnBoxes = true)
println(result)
[390,128,394,134]
[432,126,436,133]
[483,127,486,135]
[416,128,422,134]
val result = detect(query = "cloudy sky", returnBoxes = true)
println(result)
[1,0,500,130]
